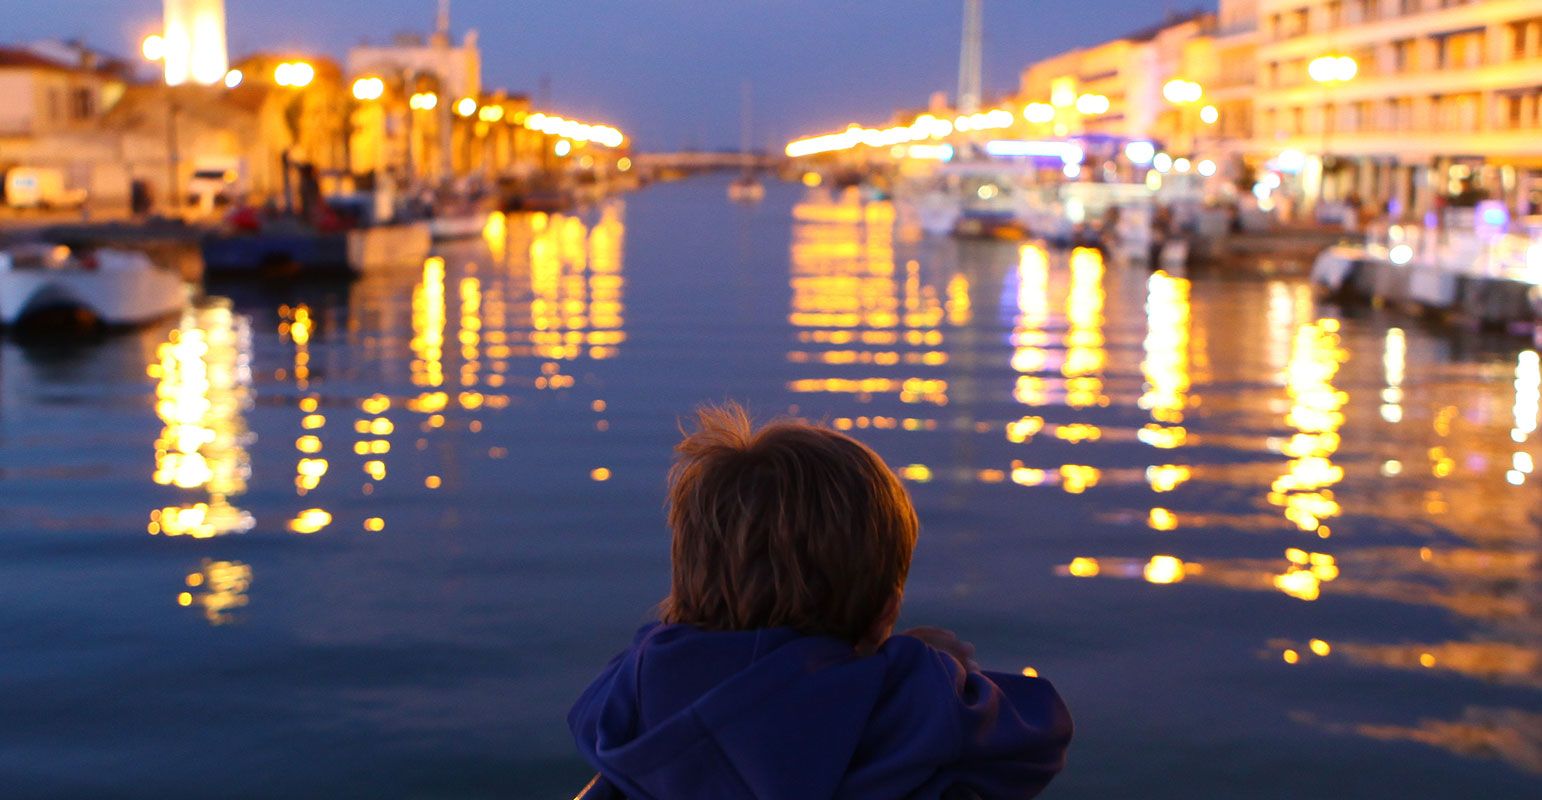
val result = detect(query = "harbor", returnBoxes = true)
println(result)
[2,1,1541,798]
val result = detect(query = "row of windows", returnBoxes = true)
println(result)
[1263,19,1542,89]
[1269,0,1478,40]
[1261,89,1542,136]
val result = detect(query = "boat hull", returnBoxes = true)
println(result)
[0,266,186,327]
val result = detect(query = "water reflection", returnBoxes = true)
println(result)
[148,300,254,538]
[788,188,951,409]
[177,559,252,625]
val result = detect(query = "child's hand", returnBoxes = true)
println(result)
[899,626,979,671]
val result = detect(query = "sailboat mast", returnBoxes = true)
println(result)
[957,0,983,115]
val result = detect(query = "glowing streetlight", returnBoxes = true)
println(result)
[274,62,314,88]
[409,92,438,111]
[555,140,572,157]
[351,77,384,101]
[478,105,504,122]
[1200,105,1219,124]
[142,35,166,61]
[1023,102,1055,124]
[1309,55,1357,83]
[1162,79,1203,104]
[1075,94,1110,115]
[455,97,478,117]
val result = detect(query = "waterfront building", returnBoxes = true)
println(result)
[1210,0,1260,156]
[1252,0,1542,218]
[347,7,481,182]
[0,45,133,206]
[1013,12,1218,147]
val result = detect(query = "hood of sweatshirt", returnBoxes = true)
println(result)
[569,623,1072,800]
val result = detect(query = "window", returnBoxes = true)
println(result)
[1393,38,1418,72]
[1399,0,1421,15]
[70,88,92,120]
[1288,8,1310,37]
[1437,30,1485,69]
[1291,106,1304,135]
[1326,1,1344,28]
[1511,19,1542,60]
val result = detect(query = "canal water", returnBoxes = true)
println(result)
[1,176,1539,799]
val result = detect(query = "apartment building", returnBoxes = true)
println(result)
[1253,0,1542,217]
[1014,12,1218,147]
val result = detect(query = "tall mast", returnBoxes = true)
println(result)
[957,0,983,114]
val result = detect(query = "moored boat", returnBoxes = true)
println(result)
[0,244,187,333]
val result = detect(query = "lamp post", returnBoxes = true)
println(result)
[1161,79,1204,157]
[1308,55,1356,208]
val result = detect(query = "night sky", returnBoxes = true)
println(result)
[12,0,1218,151]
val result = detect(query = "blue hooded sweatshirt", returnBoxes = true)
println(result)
[569,623,1073,800]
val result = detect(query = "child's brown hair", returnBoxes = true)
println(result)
[661,403,919,646]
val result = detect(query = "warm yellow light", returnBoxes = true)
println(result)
[352,77,384,101]
[1162,79,1202,104]
[275,62,314,88]
[455,97,478,117]
[1283,649,1300,664]
[478,104,504,122]
[224,70,243,89]
[1309,639,1331,656]
[1309,55,1357,83]
[801,172,822,187]
[177,592,193,606]
[1144,555,1187,584]
[288,508,333,534]
[617,157,632,172]
[142,35,166,61]
[1200,104,1219,124]
[1021,667,1039,677]
[590,467,611,481]
[425,475,442,489]
[364,517,385,532]
[1067,557,1100,578]
[1023,102,1055,124]
[1075,94,1110,115]
[1419,653,1436,668]
[410,92,438,111]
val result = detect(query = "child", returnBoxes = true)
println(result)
[570,404,1072,799]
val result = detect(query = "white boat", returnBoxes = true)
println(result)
[429,212,491,241]
[0,245,188,329]
[728,176,765,203]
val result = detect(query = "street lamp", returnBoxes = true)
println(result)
[352,77,385,101]
[1309,55,1357,208]
[1162,79,1205,157]
[274,62,315,88]
[142,35,166,62]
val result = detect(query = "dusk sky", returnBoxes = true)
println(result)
[13,0,1218,151]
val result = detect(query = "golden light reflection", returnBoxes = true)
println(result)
[1269,319,1347,534]
[179,559,251,625]
[1350,707,1542,776]
[788,191,950,407]
[1063,248,1107,409]
[1011,244,1051,406]
[287,508,332,534]
[150,302,254,538]
[411,257,446,388]
[1057,549,1341,602]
